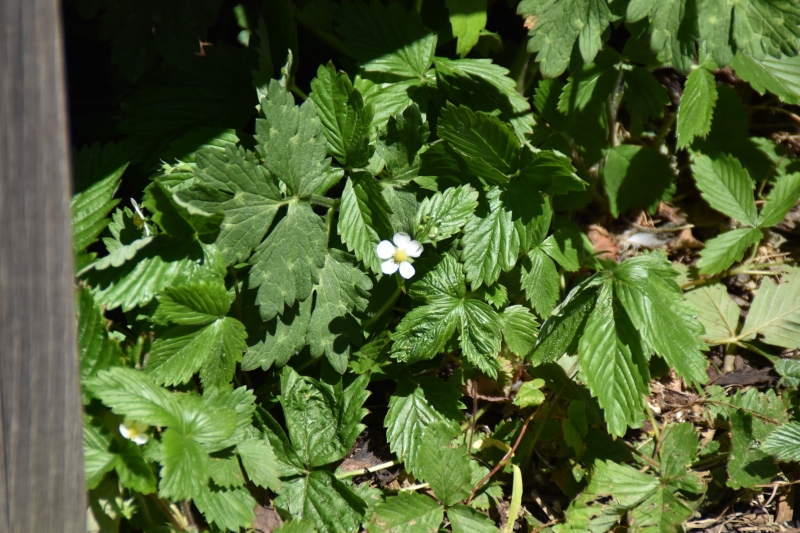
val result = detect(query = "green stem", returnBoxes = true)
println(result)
[326,207,336,246]
[362,286,402,329]
[308,195,340,209]
[289,83,308,101]
[397,482,429,492]
[335,459,401,479]
[228,266,243,323]
[653,112,676,148]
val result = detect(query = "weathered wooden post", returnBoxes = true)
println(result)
[0,0,86,531]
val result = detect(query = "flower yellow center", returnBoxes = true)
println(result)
[394,250,409,263]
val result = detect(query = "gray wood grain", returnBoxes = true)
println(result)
[0,0,86,531]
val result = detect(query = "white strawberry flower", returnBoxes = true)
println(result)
[119,418,150,446]
[376,232,423,279]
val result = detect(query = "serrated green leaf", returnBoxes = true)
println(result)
[603,145,675,217]
[392,255,504,375]
[446,0,487,57]
[275,470,366,533]
[376,104,430,183]
[144,180,224,238]
[236,438,281,491]
[413,185,479,243]
[502,305,540,357]
[741,267,800,348]
[83,424,118,491]
[625,0,697,73]
[727,409,780,488]
[336,0,436,78]
[159,429,209,500]
[385,376,466,474]
[307,252,372,372]
[762,422,800,461]
[249,202,327,320]
[463,188,521,288]
[338,173,394,272]
[194,484,256,532]
[368,492,443,533]
[518,0,615,78]
[448,505,499,533]
[540,219,584,272]
[71,169,124,254]
[521,248,560,317]
[514,379,546,408]
[114,438,158,494]
[310,63,373,168]
[731,0,800,60]
[77,289,123,402]
[252,407,306,477]
[176,393,238,444]
[759,172,800,227]
[685,284,740,343]
[416,421,472,506]
[203,386,257,452]
[623,66,670,134]
[242,298,312,371]
[697,227,763,275]
[698,0,734,66]
[86,367,181,428]
[691,153,758,225]
[276,520,318,533]
[256,80,330,196]
[558,55,620,115]
[180,144,284,265]
[774,359,800,387]
[153,280,231,325]
[732,52,800,105]
[612,254,708,385]
[579,284,650,436]
[209,454,245,488]
[677,67,718,148]
[517,149,585,197]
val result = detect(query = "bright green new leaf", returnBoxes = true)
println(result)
[83,424,117,490]
[236,438,281,491]
[677,67,718,148]
[697,227,763,275]
[691,153,758,226]
[194,485,257,533]
[518,0,615,78]
[310,63,374,168]
[762,422,800,462]
[463,188,521,288]
[86,367,181,428]
[413,185,479,244]
[368,492,443,533]
[732,52,800,105]
[685,284,740,343]
[71,167,124,254]
[338,173,394,273]
[540,218,584,272]
[392,255,504,375]
[521,247,560,317]
[514,379,546,408]
[158,429,209,501]
[502,305,540,357]
[256,80,331,196]
[153,280,230,325]
[384,376,466,474]
[416,421,472,506]
[446,0,487,57]
[740,267,800,348]
[248,202,327,320]
[448,505,499,533]
[208,455,244,488]
[275,470,366,533]
[759,172,800,227]
[203,385,258,451]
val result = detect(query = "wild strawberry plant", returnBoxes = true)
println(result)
[71,0,800,531]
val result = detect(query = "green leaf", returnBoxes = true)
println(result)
[558,55,620,114]
[144,180,224,238]
[728,409,780,488]
[518,0,615,78]
[416,421,472,506]
[612,255,708,385]
[256,80,331,196]
[83,425,118,490]
[236,438,281,491]
[696,227,763,275]
[368,492,443,533]
[520,248,560,317]
[698,0,734,66]
[413,185,479,244]
[774,359,800,387]
[159,429,209,500]
[677,67,718,148]
[540,219,583,272]
[732,52,800,105]
[275,470,366,533]
[209,455,244,488]
[307,253,373,373]
[463,188,521,288]
[249,202,327,320]
[685,284,740,344]
[385,376,466,474]
[242,298,312,372]
[759,172,800,227]
[194,484,257,532]
[448,505,499,533]
[741,267,800,349]
[625,0,697,73]
[691,153,758,225]
[502,305,540,358]
[376,104,430,183]
[392,255,504,375]
[310,63,373,168]
[177,393,238,444]
[276,520,318,533]
[514,379,546,408]
[730,0,800,60]
[338,173,394,273]
[516,149,585,196]
[602,145,675,217]
[77,288,123,401]
[86,367,180,428]
[762,422,800,461]
[71,167,124,254]
[446,0,487,57]
[252,407,306,477]
[336,0,436,78]
[622,66,670,134]
[579,284,650,436]
[181,145,283,265]
[281,367,369,467]
[153,280,231,325]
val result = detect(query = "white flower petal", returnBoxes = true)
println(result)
[119,423,131,439]
[398,261,415,279]
[392,232,411,249]
[404,240,423,258]
[132,434,149,446]
[376,240,396,260]
[381,260,399,275]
